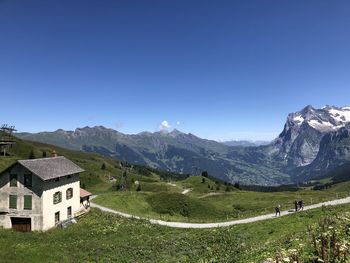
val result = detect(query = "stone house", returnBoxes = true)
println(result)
[0,156,85,231]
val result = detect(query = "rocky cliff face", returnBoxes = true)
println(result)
[295,124,350,181]
[270,105,350,168]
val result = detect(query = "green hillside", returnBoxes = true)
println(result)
[2,137,350,224]
[0,137,181,194]
[2,136,350,262]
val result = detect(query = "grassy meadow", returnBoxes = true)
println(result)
[1,204,350,262]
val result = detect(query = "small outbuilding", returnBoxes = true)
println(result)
[80,188,92,209]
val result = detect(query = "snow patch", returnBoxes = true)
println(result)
[308,120,334,130]
[328,108,350,123]
[293,115,304,124]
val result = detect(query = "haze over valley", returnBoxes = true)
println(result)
[18,105,350,186]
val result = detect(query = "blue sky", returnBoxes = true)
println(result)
[1,0,350,141]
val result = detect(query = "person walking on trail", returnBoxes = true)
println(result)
[275,205,281,217]
[298,200,303,211]
[294,200,299,212]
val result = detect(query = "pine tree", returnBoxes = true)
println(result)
[29,150,35,159]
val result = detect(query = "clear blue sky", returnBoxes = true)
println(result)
[1,0,350,141]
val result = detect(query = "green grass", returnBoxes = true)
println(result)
[1,205,350,262]
[325,180,350,193]
[93,186,350,223]
[179,175,237,195]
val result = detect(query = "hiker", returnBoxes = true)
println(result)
[275,205,281,217]
[298,200,303,211]
[294,200,298,212]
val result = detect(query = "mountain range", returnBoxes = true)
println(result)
[17,105,350,185]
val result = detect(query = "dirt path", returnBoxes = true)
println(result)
[198,192,223,199]
[91,196,350,229]
[181,188,192,195]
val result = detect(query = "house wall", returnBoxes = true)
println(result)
[41,173,80,231]
[0,164,43,231]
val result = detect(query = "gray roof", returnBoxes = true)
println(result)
[18,156,84,181]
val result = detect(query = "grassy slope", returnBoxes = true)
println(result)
[1,204,350,262]
[0,138,169,194]
[2,138,350,223]
[94,186,349,223]
[2,137,350,261]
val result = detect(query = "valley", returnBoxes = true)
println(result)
[17,105,350,186]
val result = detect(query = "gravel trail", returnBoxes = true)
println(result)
[91,196,350,229]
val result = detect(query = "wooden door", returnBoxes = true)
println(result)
[11,217,31,232]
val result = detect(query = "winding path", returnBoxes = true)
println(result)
[91,196,350,229]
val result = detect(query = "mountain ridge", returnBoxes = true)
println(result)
[17,105,350,185]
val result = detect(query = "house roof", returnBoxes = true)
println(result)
[18,156,84,181]
[80,188,92,198]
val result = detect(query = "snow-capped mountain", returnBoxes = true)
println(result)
[271,105,350,168]
[292,105,350,132]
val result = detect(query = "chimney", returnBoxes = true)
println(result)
[52,150,57,157]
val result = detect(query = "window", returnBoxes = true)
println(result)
[24,174,32,187]
[53,191,62,204]
[10,174,17,187]
[9,195,17,209]
[67,206,72,218]
[55,212,60,224]
[66,188,73,200]
[24,195,32,210]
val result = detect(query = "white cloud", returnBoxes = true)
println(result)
[159,120,171,130]
[176,121,180,125]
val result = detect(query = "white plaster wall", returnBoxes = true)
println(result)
[0,164,43,231]
[41,174,80,231]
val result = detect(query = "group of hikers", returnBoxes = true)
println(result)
[274,200,303,216]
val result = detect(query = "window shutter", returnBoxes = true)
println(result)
[24,195,32,210]
[53,192,62,204]
[10,174,17,187]
[66,188,73,199]
[9,195,17,209]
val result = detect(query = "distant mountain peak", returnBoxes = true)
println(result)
[274,104,350,168]
[290,105,350,132]
[301,105,315,113]
[169,129,184,136]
